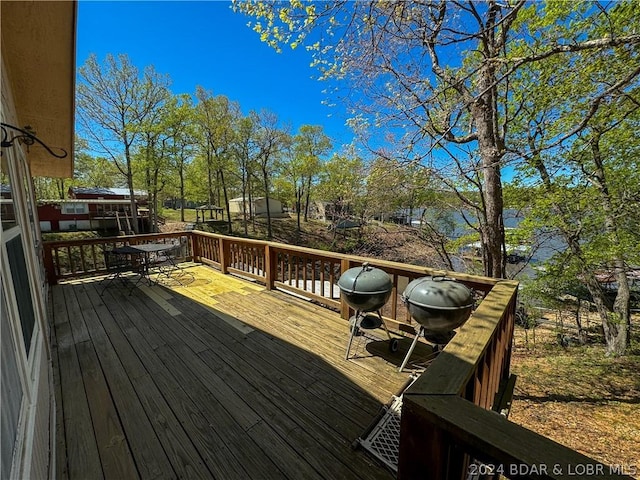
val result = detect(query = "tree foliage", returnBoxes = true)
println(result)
[235,0,640,280]
[77,53,171,232]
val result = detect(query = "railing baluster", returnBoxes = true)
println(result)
[79,245,86,273]
[329,262,335,300]
[90,244,98,271]
[278,251,284,283]
[66,246,74,274]
[303,255,308,292]
[391,273,398,321]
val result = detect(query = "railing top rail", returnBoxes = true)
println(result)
[192,231,499,290]
[42,231,191,248]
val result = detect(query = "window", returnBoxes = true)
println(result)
[6,236,36,356]
[62,203,88,215]
[1,285,24,480]
[1,166,17,231]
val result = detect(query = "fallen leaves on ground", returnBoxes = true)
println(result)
[509,325,639,473]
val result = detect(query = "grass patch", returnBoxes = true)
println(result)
[42,231,102,242]
[160,208,198,223]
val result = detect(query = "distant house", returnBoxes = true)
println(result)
[68,186,148,201]
[37,199,140,233]
[35,187,151,233]
[309,200,353,222]
[229,196,285,217]
[163,197,197,209]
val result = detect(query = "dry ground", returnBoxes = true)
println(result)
[509,323,640,475]
[162,216,444,267]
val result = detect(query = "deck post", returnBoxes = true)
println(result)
[190,232,199,262]
[43,244,58,285]
[219,237,229,274]
[398,396,449,480]
[340,258,352,320]
[265,244,275,290]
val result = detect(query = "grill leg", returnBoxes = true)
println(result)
[345,311,361,360]
[377,310,393,341]
[398,326,424,372]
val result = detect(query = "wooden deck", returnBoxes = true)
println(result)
[50,264,429,480]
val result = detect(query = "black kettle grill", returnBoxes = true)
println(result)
[398,276,474,371]
[338,263,399,359]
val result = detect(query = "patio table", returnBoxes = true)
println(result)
[101,242,178,294]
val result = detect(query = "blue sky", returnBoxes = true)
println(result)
[77,1,354,148]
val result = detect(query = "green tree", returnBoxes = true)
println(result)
[136,89,173,232]
[250,109,289,239]
[506,3,640,355]
[236,0,640,278]
[163,94,196,223]
[317,152,367,223]
[77,54,170,233]
[281,125,331,236]
[195,88,241,233]
[294,125,332,222]
[230,115,258,235]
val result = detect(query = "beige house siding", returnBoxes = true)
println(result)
[229,196,284,216]
[1,2,76,475]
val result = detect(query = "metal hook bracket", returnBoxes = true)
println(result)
[1,122,68,158]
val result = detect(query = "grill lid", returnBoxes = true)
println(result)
[337,262,392,295]
[402,276,473,310]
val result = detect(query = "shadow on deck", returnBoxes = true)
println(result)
[50,264,432,479]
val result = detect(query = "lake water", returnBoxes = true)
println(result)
[397,207,566,274]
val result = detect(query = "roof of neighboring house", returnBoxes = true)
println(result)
[70,187,147,197]
[196,204,224,210]
[0,184,11,194]
[39,199,133,205]
[331,219,364,230]
[229,196,279,202]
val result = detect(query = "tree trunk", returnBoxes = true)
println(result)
[207,151,214,217]
[179,168,185,223]
[263,169,273,239]
[152,167,161,233]
[125,143,139,234]
[241,188,249,236]
[295,186,302,237]
[179,150,186,223]
[56,179,65,199]
[241,167,249,236]
[249,183,256,232]
[589,134,629,355]
[218,168,232,234]
[304,177,312,222]
[469,59,505,278]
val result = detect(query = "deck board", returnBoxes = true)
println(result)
[71,285,177,480]
[51,264,412,479]
[96,287,253,479]
[55,322,104,480]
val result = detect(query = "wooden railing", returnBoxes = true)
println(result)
[42,231,630,479]
[190,231,499,330]
[396,281,632,479]
[42,232,191,284]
